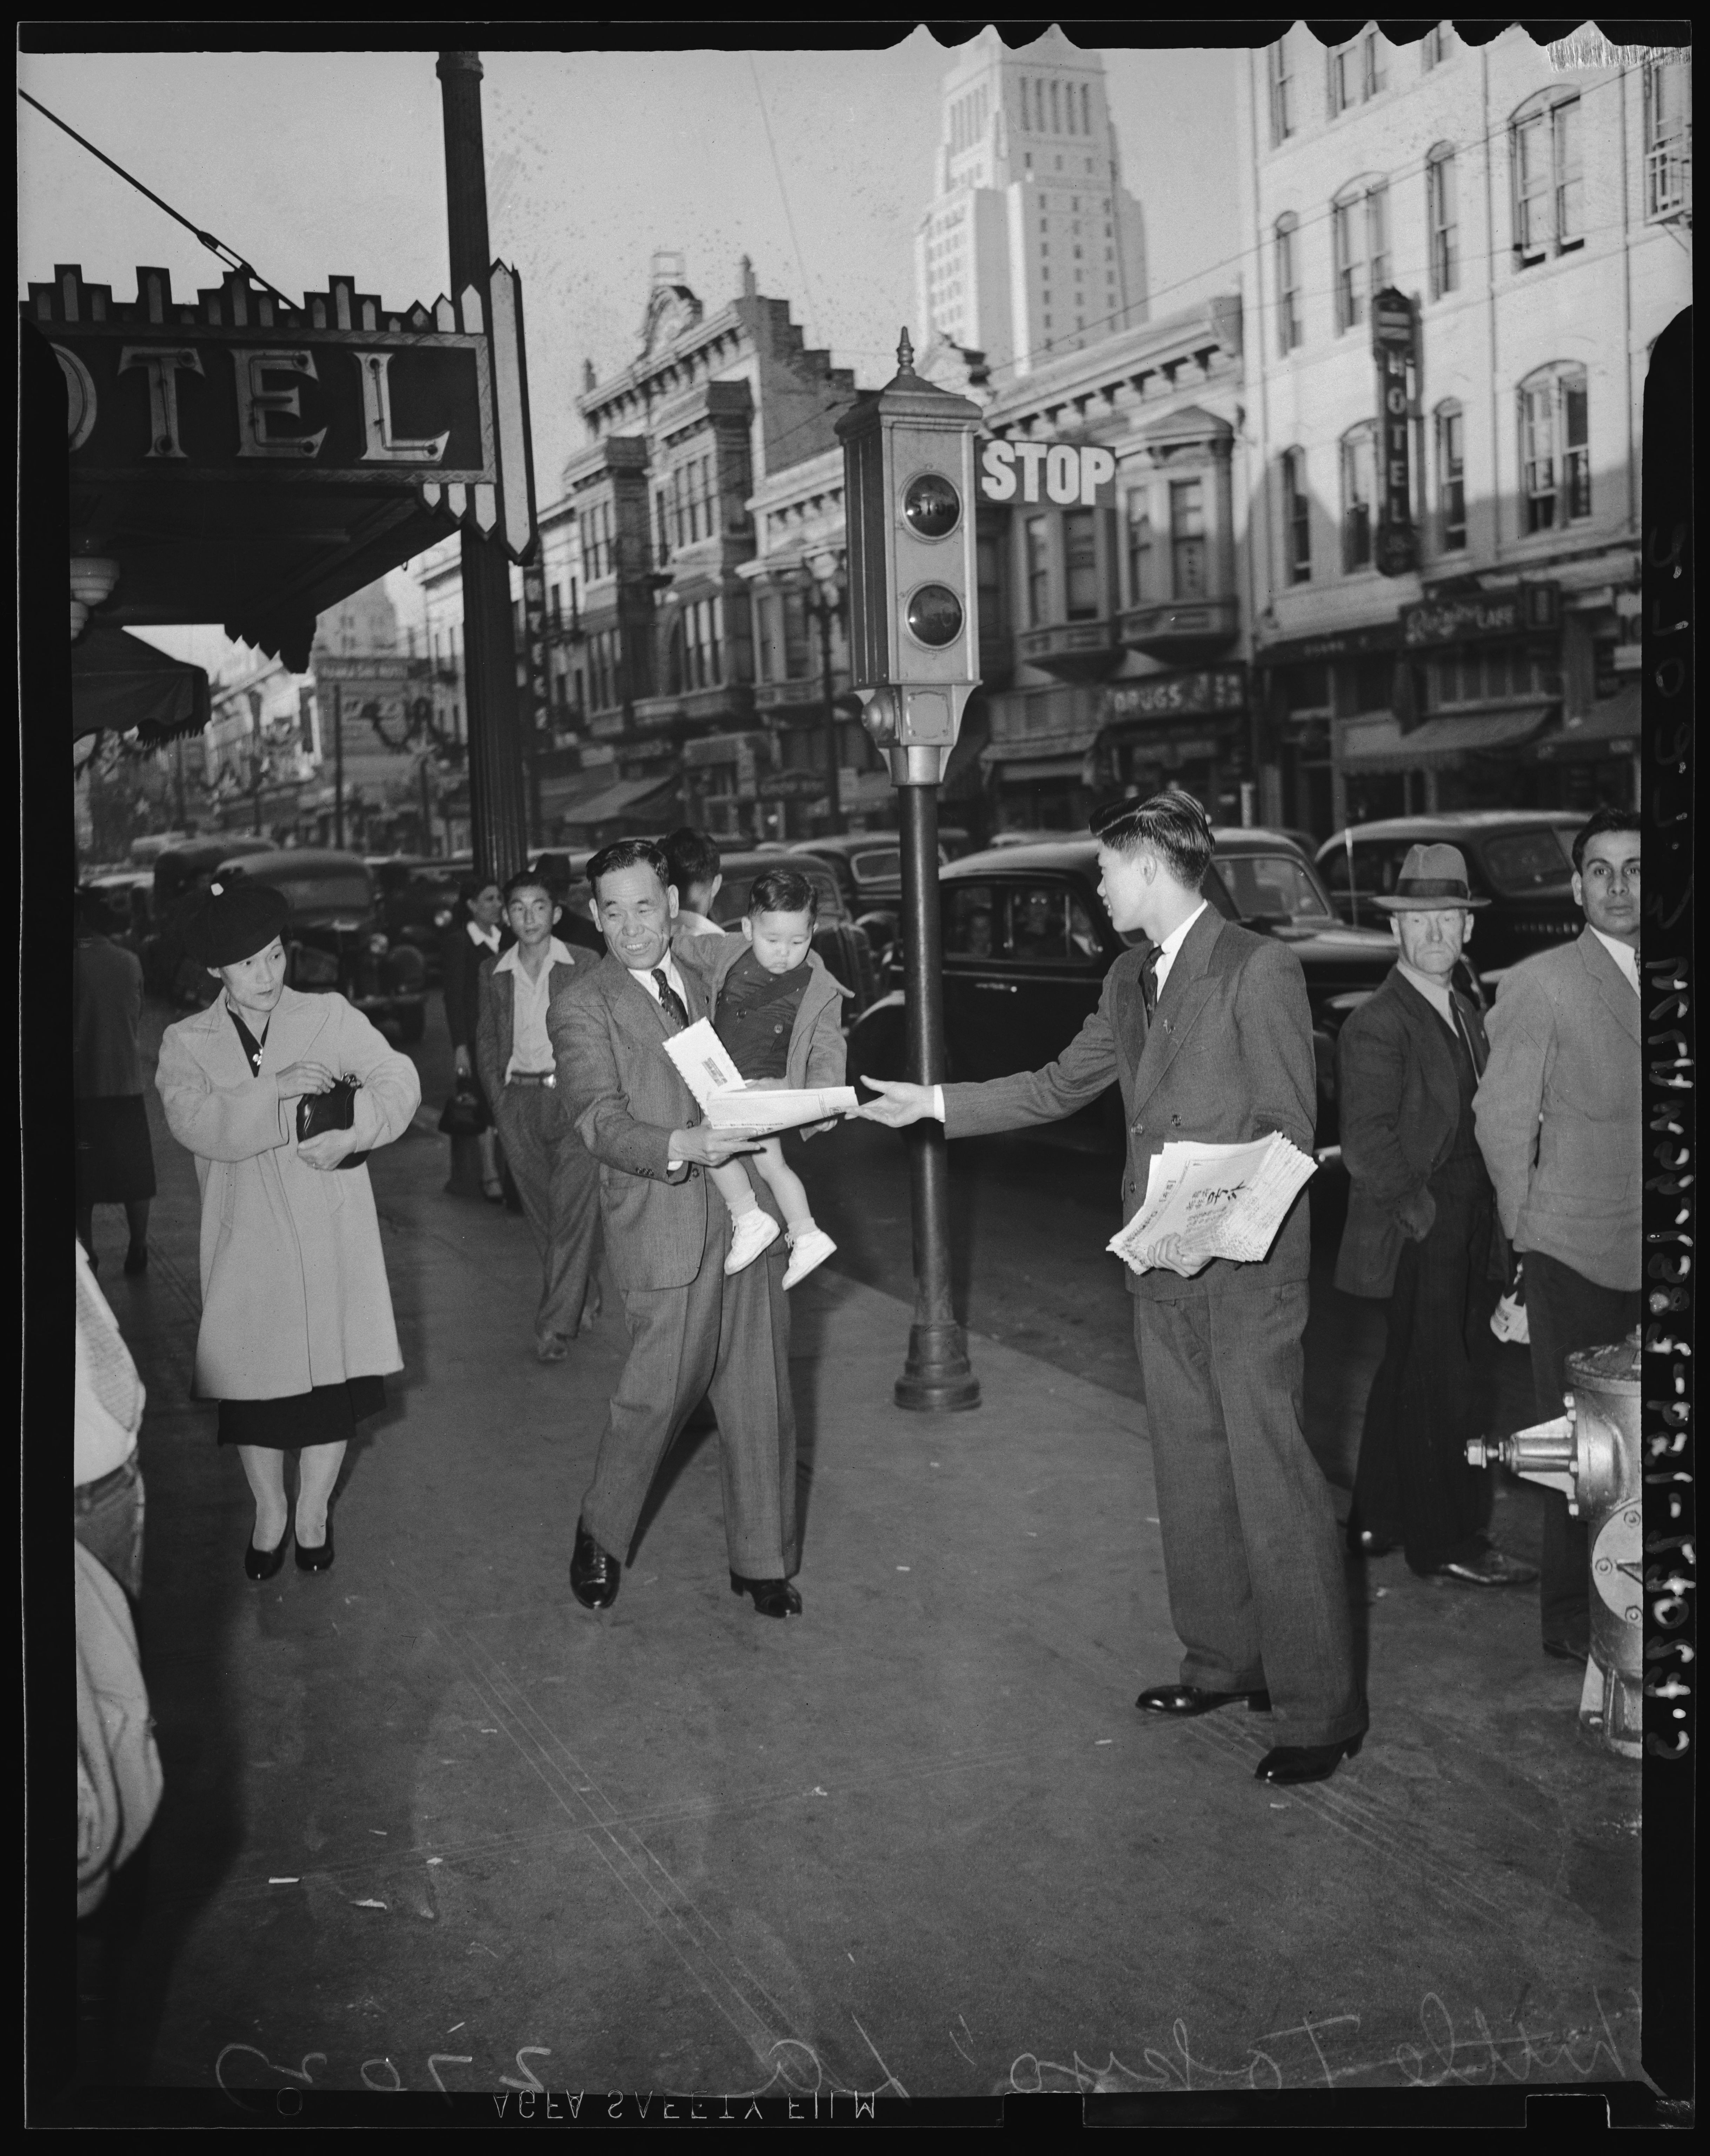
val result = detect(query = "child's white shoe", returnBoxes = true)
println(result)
[781,1227,837,1289]
[724,1210,781,1275]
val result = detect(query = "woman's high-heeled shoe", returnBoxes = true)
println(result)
[294,1517,335,1573]
[245,1519,291,1582]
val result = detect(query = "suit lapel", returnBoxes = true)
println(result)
[1389,970,1460,1118]
[1130,907,1223,1113]
[1578,927,1640,1044]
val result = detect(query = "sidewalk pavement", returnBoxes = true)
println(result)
[80,1010,1643,2098]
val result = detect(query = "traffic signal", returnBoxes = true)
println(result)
[836,332,982,785]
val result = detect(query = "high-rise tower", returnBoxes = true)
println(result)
[914,27,1148,381]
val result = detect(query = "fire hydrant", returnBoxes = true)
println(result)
[1466,1331,1642,1759]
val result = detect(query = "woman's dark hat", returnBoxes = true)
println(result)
[1371,843,1490,910]
[185,876,291,964]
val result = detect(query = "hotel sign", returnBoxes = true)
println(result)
[1371,287,1416,578]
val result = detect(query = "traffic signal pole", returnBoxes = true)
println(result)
[437,49,527,885]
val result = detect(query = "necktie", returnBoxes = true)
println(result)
[1450,996,1484,1079]
[1140,946,1163,1020]
[652,967,691,1031]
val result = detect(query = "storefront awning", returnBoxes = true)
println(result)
[555,774,680,830]
[980,724,1101,779]
[1340,704,1552,773]
[71,624,210,744]
[1534,684,1641,760]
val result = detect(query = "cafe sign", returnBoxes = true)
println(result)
[1106,666,1246,723]
[1371,287,1416,578]
[1401,581,1561,649]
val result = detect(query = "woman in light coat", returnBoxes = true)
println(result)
[155,880,420,1579]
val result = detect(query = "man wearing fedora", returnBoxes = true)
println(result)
[1474,806,1642,1663]
[1333,844,1537,1587]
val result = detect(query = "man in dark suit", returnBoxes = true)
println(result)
[1334,844,1537,1586]
[549,839,801,1618]
[475,870,601,1362]
[1474,807,1642,1663]
[860,791,1365,1786]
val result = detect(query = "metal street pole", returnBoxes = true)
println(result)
[818,599,843,836]
[332,683,345,851]
[437,48,527,886]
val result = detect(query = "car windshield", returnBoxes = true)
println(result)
[257,873,372,914]
[1481,828,1576,894]
[711,864,841,924]
[1217,852,1333,920]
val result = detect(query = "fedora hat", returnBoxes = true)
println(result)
[1372,842,1488,910]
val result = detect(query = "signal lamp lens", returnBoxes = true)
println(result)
[905,584,964,647]
[901,473,962,538]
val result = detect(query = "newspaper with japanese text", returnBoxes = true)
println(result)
[1107,1133,1317,1276]
[662,1019,858,1136]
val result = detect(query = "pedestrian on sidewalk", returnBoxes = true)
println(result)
[155,878,421,1579]
[1473,807,1643,1665]
[75,887,156,1276]
[859,790,1366,1786]
[475,869,602,1363]
[661,825,725,939]
[677,865,845,1290]
[1333,845,1537,1588]
[441,874,507,1202]
[551,839,800,1619]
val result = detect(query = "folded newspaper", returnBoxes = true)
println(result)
[662,1019,858,1135]
[1107,1133,1317,1276]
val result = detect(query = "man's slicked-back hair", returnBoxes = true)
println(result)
[1571,803,1642,873]
[587,838,671,898]
[1088,787,1216,890]
[661,825,722,898]
[502,868,556,908]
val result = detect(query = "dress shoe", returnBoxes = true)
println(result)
[730,1572,801,1618]
[1255,1736,1362,1785]
[1346,1523,1398,1557]
[294,1518,335,1573]
[124,1241,148,1276]
[244,1520,291,1582]
[1431,1546,1539,1586]
[1543,1635,1590,1663]
[570,1519,621,1609]
[1135,1683,1272,1717]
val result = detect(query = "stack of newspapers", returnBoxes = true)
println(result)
[1107,1132,1317,1276]
[662,1019,858,1135]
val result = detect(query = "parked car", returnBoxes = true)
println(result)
[1316,811,1586,986]
[846,828,1402,1151]
[705,849,881,1015]
[216,850,429,1044]
[789,832,951,989]
[366,854,485,982]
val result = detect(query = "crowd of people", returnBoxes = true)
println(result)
[72,790,1642,1912]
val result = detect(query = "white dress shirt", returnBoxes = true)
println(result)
[498,936,575,1078]
[1396,957,1456,1030]
[628,952,692,1013]
[1589,926,1640,994]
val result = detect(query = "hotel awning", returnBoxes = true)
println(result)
[71,623,210,743]
[1533,684,1641,760]
[1340,704,1553,773]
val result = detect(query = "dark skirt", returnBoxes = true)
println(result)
[217,1376,387,1450]
[74,1094,157,1206]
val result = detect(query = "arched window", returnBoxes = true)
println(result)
[1511,89,1583,264]
[1433,401,1466,550]
[1274,213,1302,353]
[1426,145,1458,298]
[1518,365,1590,532]
[1280,448,1311,584]
[1339,423,1377,572]
[1332,178,1389,333]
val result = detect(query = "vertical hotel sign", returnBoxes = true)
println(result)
[1371,287,1416,578]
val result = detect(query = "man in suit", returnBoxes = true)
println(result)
[860,790,1365,1786]
[1474,807,1642,1663]
[476,870,602,1362]
[550,839,801,1618]
[1334,844,1537,1586]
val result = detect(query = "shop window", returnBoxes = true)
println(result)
[1281,448,1312,584]
[1339,424,1377,572]
[1424,648,1562,709]
[1064,509,1100,620]
[1511,92,1583,264]
[1126,494,1154,605]
[1275,214,1302,352]
[1268,35,1294,146]
[1435,402,1466,551]
[1426,146,1458,298]
[1025,515,1051,625]
[1169,480,1206,600]
[1519,365,1591,532]
[1644,54,1692,219]
[1340,656,1395,715]
[1332,179,1388,333]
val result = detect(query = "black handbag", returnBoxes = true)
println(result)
[297,1078,369,1168]
[437,1079,489,1138]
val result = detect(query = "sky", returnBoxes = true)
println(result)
[20,31,1240,676]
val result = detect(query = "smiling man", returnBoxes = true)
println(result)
[547,840,801,1619]
[1474,807,1643,1665]
[859,790,1366,1788]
